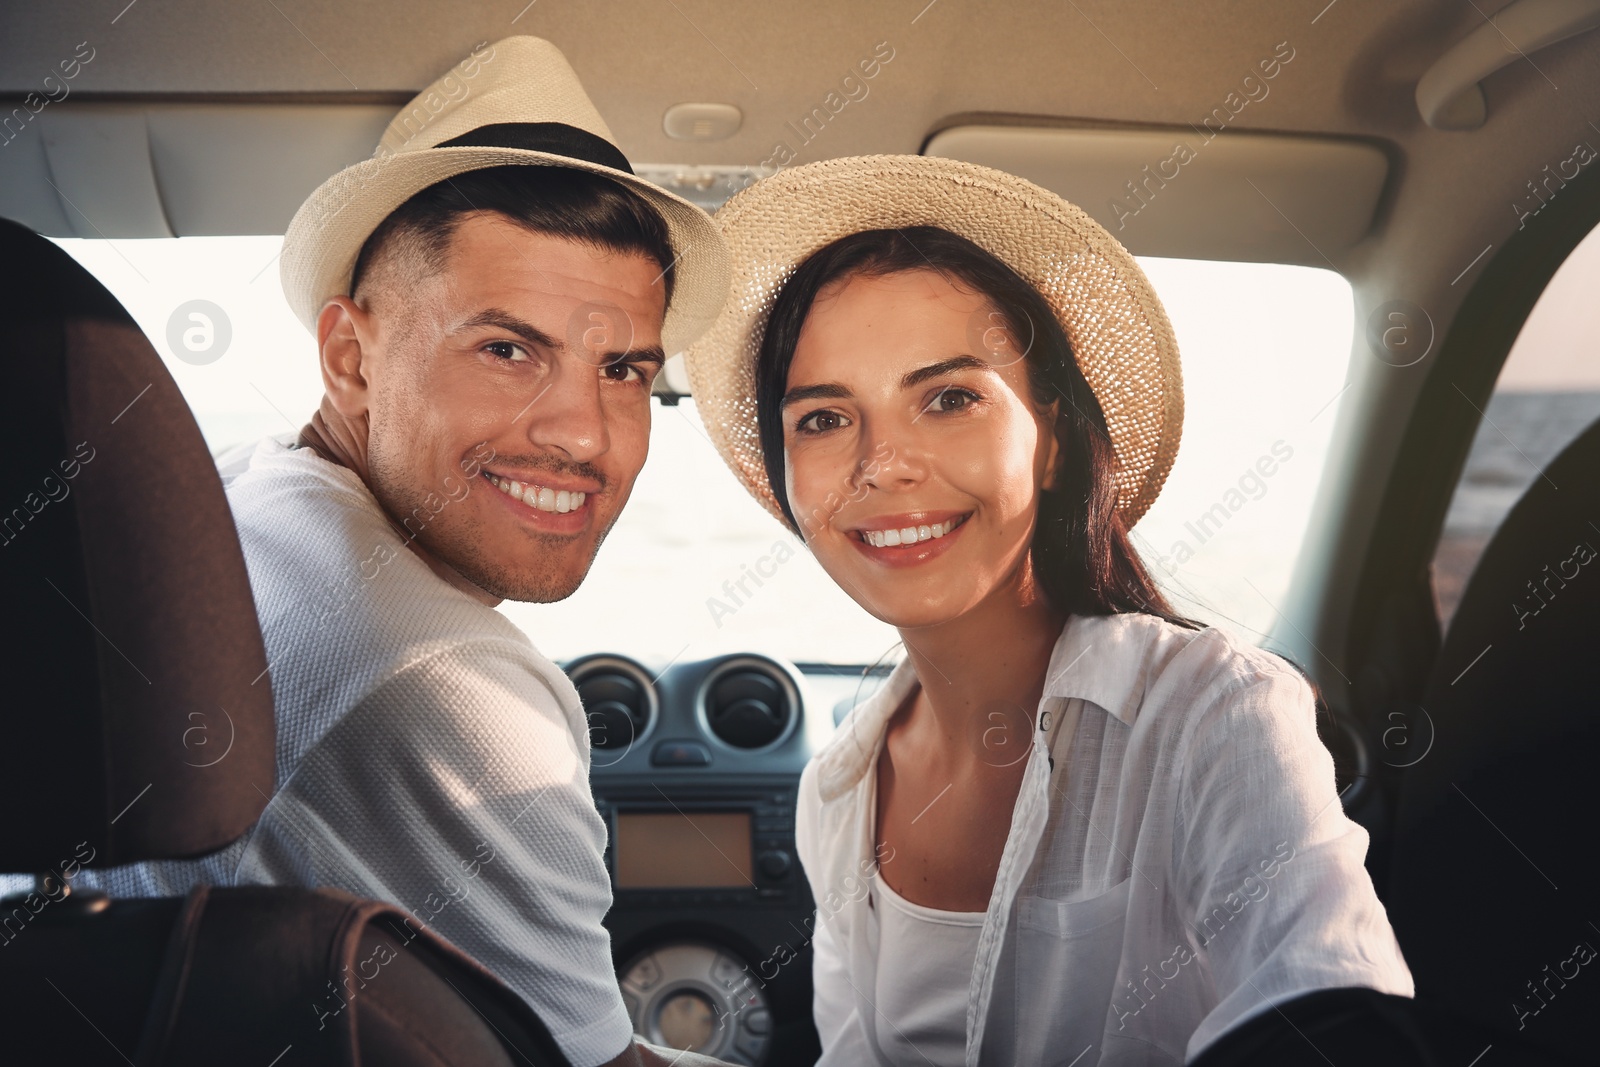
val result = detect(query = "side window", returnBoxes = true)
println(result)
[1432,222,1600,631]
[1129,260,1352,642]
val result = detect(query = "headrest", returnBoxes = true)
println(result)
[0,219,274,872]
[1388,411,1600,1055]
[1406,410,1600,804]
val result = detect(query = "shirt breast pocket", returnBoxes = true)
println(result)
[1012,879,1131,1066]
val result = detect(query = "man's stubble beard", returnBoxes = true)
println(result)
[368,447,618,604]
[432,503,612,603]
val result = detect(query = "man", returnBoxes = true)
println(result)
[73,36,733,1067]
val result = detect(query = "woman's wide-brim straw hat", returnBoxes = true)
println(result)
[684,155,1183,528]
[281,36,729,356]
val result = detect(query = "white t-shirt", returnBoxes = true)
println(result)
[43,437,634,1067]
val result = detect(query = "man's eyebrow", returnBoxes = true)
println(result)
[455,308,560,350]
[781,382,853,407]
[455,310,665,366]
[616,346,666,366]
[899,354,995,389]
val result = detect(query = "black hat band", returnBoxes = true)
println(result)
[435,122,634,175]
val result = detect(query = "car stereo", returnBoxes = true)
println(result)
[595,785,816,1065]
[602,789,801,902]
[573,652,822,1067]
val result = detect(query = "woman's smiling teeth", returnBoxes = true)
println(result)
[860,517,963,548]
[487,474,587,514]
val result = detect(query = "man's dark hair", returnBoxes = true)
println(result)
[350,164,676,307]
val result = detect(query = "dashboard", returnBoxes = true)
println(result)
[568,651,890,1065]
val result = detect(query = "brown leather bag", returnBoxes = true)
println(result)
[131,885,574,1067]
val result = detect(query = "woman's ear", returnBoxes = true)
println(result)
[1041,400,1063,491]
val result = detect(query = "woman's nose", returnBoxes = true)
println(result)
[860,423,927,491]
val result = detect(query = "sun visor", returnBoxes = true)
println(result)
[924,124,1389,266]
[0,103,393,238]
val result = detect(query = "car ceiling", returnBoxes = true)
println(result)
[0,2,1565,148]
[3,0,1598,684]
[4,0,1592,297]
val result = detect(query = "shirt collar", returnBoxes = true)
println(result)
[813,612,1160,802]
[1041,611,1158,727]
[814,656,917,802]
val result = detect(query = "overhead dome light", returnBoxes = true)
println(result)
[662,103,743,142]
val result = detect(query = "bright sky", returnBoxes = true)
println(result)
[1497,220,1600,390]
[58,236,1353,664]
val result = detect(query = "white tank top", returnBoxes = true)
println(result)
[869,868,986,1065]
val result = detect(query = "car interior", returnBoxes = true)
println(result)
[2,1,1597,1064]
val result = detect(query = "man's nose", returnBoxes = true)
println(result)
[520,359,609,463]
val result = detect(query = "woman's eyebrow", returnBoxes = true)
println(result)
[782,382,853,407]
[900,354,995,389]
[783,355,998,407]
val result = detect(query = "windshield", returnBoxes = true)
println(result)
[57,236,1352,665]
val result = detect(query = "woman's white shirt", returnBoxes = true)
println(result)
[794,611,1413,1067]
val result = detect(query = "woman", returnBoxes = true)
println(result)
[684,157,1411,1066]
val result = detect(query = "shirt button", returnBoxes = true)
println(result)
[1039,710,1052,732]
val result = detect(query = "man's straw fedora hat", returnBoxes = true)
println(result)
[684,155,1183,528]
[281,36,729,356]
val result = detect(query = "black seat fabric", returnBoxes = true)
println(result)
[1188,986,1569,1067]
[0,219,274,867]
[1386,413,1600,1060]
[0,218,572,1066]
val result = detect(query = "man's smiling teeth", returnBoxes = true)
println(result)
[486,474,587,514]
[862,518,960,548]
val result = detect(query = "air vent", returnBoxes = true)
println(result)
[700,657,799,750]
[565,655,658,752]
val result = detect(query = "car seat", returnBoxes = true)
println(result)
[0,218,573,1067]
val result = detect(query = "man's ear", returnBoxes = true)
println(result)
[1041,400,1063,491]
[317,296,374,418]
